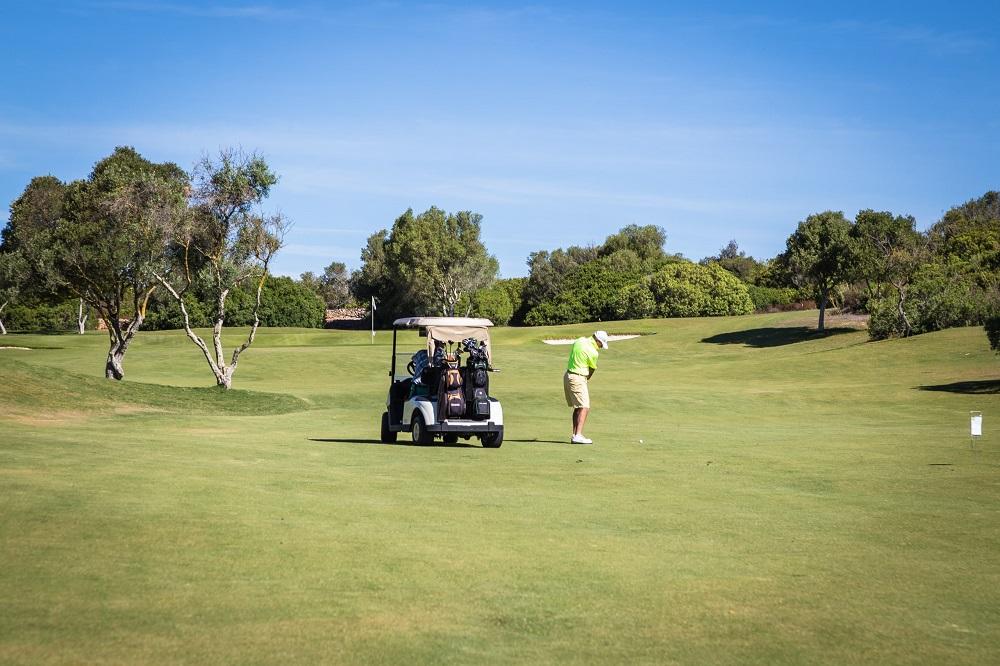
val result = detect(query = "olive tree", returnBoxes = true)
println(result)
[153,149,287,389]
[782,211,853,332]
[5,152,185,377]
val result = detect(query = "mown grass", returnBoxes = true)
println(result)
[1,311,998,664]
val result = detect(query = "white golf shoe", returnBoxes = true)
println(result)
[571,434,593,444]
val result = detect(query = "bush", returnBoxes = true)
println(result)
[746,285,800,311]
[524,258,645,325]
[464,282,514,325]
[146,276,326,329]
[3,299,84,332]
[868,261,988,340]
[144,292,210,330]
[907,262,985,333]
[615,263,754,319]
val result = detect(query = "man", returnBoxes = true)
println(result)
[564,330,609,444]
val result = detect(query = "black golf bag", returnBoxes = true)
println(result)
[437,352,466,420]
[462,338,490,420]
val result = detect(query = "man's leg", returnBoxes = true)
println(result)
[574,407,590,436]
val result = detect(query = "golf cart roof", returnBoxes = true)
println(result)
[392,317,494,362]
[392,317,494,328]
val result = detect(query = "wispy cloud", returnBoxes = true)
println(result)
[829,19,990,56]
[87,1,303,20]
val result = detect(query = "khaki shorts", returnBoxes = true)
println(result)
[563,371,590,408]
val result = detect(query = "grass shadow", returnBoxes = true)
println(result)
[701,326,858,348]
[508,438,569,445]
[917,380,1000,395]
[309,437,477,448]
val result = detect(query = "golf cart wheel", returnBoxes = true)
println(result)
[481,429,503,448]
[442,433,459,444]
[380,411,397,443]
[412,414,434,445]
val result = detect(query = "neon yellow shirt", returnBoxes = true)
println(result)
[566,336,599,375]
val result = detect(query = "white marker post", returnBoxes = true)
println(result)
[371,296,376,344]
[971,411,983,448]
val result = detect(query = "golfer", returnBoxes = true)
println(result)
[564,330,609,444]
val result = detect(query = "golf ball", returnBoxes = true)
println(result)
[639,439,644,444]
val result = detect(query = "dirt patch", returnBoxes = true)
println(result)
[2,409,89,427]
[774,312,869,329]
[113,405,166,416]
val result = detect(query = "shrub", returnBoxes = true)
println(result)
[524,258,644,325]
[3,299,82,332]
[465,283,514,325]
[746,285,800,311]
[146,276,326,330]
[615,262,754,319]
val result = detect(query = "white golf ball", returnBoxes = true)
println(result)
[639,439,644,444]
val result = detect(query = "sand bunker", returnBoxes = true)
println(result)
[542,334,645,345]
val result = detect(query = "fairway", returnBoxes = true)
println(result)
[2,311,999,664]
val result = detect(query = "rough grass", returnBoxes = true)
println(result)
[1,311,998,664]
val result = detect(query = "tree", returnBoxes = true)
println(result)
[6,151,186,378]
[350,207,498,322]
[320,261,351,308]
[525,256,646,325]
[599,224,667,260]
[2,175,67,336]
[781,211,853,331]
[521,245,600,315]
[461,282,514,325]
[850,210,924,336]
[700,240,763,284]
[153,149,287,389]
[0,252,25,335]
[300,262,351,309]
[986,315,1000,353]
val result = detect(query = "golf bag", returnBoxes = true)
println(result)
[437,352,466,420]
[462,338,490,419]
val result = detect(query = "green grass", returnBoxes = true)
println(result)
[1,311,998,664]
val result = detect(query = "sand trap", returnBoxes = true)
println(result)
[0,346,31,351]
[543,334,645,345]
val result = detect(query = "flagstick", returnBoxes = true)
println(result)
[371,296,376,344]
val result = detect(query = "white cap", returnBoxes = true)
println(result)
[593,330,609,349]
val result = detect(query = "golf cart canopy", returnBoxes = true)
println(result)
[392,316,494,361]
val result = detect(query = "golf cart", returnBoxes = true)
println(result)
[380,316,504,447]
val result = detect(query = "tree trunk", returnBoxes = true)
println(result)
[818,287,828,332]
[105,344,125,380]
[896,285,913,337]
[78,299,88,334]
[103,312,144,380]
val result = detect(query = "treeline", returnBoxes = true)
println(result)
[3,145,997,351]
[455,191,999,342]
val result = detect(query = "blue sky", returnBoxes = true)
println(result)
[1,1,997,277]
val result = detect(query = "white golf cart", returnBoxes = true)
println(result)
[380,316,504,447]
